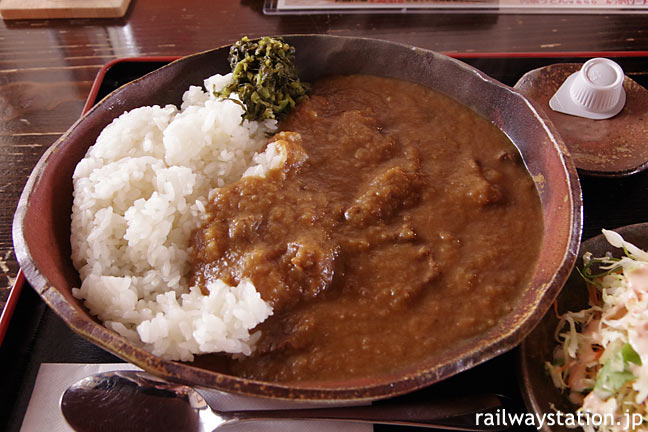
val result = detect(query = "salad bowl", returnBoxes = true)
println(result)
[519,222,648,432]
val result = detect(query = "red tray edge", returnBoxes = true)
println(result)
[82,50,648,113]
[0,269,25,347]
[82,56,182,115]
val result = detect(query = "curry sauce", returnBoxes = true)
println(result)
[190,75,543,382]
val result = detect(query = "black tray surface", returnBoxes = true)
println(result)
[3,53,648,432]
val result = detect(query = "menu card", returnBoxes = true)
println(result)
[264,0,648,14]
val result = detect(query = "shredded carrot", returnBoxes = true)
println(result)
[567,367,575,387]
[554,300,560,318]
[587,283,600,307]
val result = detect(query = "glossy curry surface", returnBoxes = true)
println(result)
[191,75,545,383]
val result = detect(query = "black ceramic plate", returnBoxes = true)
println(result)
[12,34,581,401]
[519,222,648,432]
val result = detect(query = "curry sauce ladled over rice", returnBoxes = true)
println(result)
[190,75,544,382]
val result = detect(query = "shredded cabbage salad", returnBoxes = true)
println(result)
[547,229,648,431]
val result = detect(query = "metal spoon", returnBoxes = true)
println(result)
[60,370,511,432]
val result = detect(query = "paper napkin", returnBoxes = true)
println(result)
[20,363,371,432]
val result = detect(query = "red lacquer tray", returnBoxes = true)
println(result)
[3,51,648,432]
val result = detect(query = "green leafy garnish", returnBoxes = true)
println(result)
[577,254,622,288]
[622,342,642,366]
[594,363,635,398]
[215,36,310,122]
[594,346,638,398]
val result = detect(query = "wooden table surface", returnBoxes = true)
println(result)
[2,1,648,321]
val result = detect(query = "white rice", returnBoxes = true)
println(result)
[70,73,278,361]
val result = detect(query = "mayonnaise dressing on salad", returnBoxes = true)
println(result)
[547,229,648,431]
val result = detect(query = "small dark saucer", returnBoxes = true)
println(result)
[515,63,648,177]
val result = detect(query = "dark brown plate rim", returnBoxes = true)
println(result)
[12,34,582,401]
